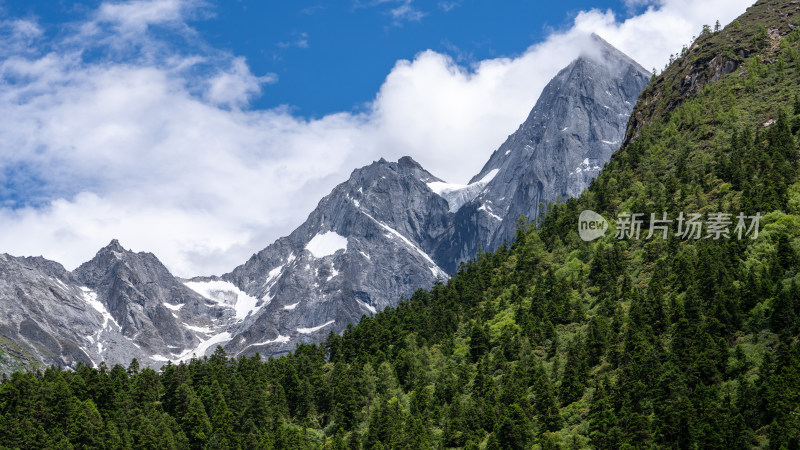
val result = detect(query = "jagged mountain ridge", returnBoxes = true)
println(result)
[207,36,650,358]
[0,241,249,371]
[73,240,237,361]
[434,34,652,271]
[0,36,651,368]
[0,253,121,372]
[188,156,452,358]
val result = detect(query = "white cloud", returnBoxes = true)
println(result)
[623,0,662,8]
[300,5,325,16]
[354,0,426,25]
[206,57,277,107]
[95,0,199,32]
[438,2,461,13]
[570,0,753,72]
[9,19,43,39]
[0,19,44,57]
[0,0,754,277]
[389,0,426,23]
[277,32,310,50]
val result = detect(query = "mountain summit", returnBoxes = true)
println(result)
[210,35,650,357]
[435,34,651,270]
[0,36,651,367]
[196,156,453,357]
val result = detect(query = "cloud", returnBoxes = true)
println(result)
[439,39,473,63]
[0,19,44,57]
[276,31,310,50]
[300,5,325,16]
[8,19,43,39]
[389,0,426,23]
[623,0,662,8]
[94,0,201,32]
[0,0,755,277]
[206,57,277,107]
[438,2,460,13]
[569,0,753,71]
[353,0,426,25]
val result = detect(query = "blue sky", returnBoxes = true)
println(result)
[191,0,636,115]
[0,0,754,276]
[4,0,646,117]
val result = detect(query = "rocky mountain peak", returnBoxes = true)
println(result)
[218,154,454,358]
[343,157,443,202]
[70,240,236,361]
[397,155,423,169]
[102,238,128,255]
[106,238,124,250]
[439,37,651,272]
[0,37,653,370]
[82,239,143,273]
[585,33,648,72]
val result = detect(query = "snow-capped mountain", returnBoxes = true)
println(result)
[73,240,242,364]
[0,157,459,368]
[0,241,241,371]
[438,35,651,269]
[0,252,130,372]
[200,156,453,358]
[0,36,651,369]
[205,37,650,358]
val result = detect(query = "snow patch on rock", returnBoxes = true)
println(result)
[357,299,377,314]
[249,335,290,347]
[183,323,214,334]
[297,320,335,334]
[184,280,260,321]
[306,232,348,258]
[176,332,232,361]
[569,158,602,175]
[426,169,499,213]
[478,203,502,221]
[81,287,118,331]
[327,265,339,282]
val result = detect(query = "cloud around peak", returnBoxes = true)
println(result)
[0,0,754,276]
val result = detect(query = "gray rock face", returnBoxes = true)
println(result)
[216,37,648,357]
[0,252,138,371]
[0,240,243,372]
[211,156,451,358]
[73,240,235,363]
[433,35,651,271]
[0,159,454,368]
[0,36,651,370]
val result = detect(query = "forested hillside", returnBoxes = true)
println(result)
[3,0,800,448]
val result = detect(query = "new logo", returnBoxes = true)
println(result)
[578,210,610,241]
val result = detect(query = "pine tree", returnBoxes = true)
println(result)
[589,376,620,449]
[494,404,531,449]
[560,334,589,405]
[530,363,562,432]
[469,324,490,363]
[177,384,211,449]
[66,399,105,448]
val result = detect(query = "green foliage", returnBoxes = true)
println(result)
[3,1,800,447]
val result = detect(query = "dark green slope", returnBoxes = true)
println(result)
[3,0,800,448]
